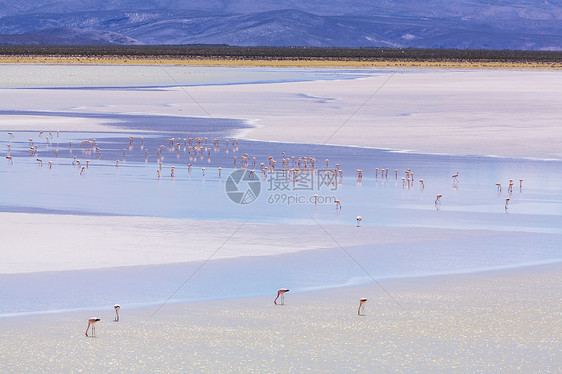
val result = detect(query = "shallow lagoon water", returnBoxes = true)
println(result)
[1,126,561,316]
[0,66,561,316]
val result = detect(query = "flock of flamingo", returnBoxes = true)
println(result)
[3,130,524,336]
[4,131,523,214]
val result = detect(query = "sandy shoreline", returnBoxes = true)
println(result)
[1,263,560,372]
[2,56,561,70]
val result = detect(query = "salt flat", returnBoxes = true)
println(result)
[0,65,560,372]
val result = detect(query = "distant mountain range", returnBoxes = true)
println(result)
[0,0,560,50]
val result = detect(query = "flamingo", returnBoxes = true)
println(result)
[452,172,459,183]
[519,179,523,189]
[358,298,367,315]
[85,317,100,337]
[114,304,120,322]
[419,179,424,189]
[505,198,510,211]
[314,194,318,205]
[80,167,86,175]
[435,194,442,205]
[36,158,43,166]
[8,132,14,137]
[356,216,362,227]
[274,289,289,305]
[496,183,502,192]
[5,156,13,165]
[335,200,342,209]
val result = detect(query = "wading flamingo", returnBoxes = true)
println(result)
[435,194,442,205]
[85,317,100,337]
[335,200,342,209]
[356,216,362,227]
[6,156,13,165]
[505,198,510,211]
[274,289,289,305]
[358,298,367,315]
[452,172,459,183]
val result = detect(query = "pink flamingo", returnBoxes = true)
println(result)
[85,317,100,337]
[356,216,362,227]
[452,172,459,183]
[358,298,367,315]
[274,289,289,305]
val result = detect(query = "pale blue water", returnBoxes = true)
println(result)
[0,67,561,317]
